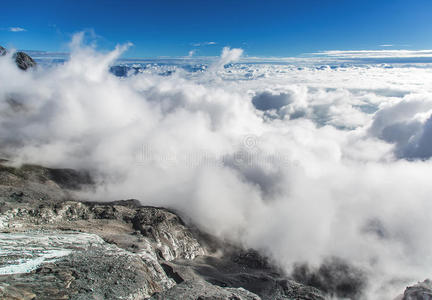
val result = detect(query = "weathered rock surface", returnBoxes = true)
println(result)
[0,232,174,299]
[165,251,325,300]
[149,280,261,300]
[13,51,37,70]
[403,279,432,300]
[0,163,206,299]
[0,165,205,263]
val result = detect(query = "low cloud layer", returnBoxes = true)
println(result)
[1,34,432,298]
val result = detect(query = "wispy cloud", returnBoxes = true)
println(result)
[9,27,26,32]
[311,49,432,58]
[191,41,217,47]
[379,44,393,47]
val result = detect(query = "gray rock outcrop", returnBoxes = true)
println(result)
[403,279,432,300]
[13,51,37,70]
[150,280,261,300]
[0,232,174,300]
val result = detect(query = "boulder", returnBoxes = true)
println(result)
[13,51,37,70]
[0,46,36,69]
[403,279,432,300]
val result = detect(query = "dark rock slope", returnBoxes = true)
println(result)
[402,280,432,300]
[0,162,325,300]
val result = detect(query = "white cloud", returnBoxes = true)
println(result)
[191,41,217,47]
[210,46,243,70]
[369,95,432,159]
[9,27,26,32]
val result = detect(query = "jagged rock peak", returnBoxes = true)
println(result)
[0,45,36,70]
[13,51,37,70]
[403,279,432,300]
[0,45,6,56]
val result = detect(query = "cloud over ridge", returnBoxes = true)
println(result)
[1,34,432,298]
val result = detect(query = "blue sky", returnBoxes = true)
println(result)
[1,0,432,58]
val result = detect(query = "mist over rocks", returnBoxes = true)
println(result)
[0,162,327,299]
[292,257,367,299]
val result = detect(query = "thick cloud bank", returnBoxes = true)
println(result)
[2,35,432,298]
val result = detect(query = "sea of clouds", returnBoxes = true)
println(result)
[1,33,432,298]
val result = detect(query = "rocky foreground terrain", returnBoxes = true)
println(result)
[0,164,430,300]
[0,162,328,299]
[0,47,431,299]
